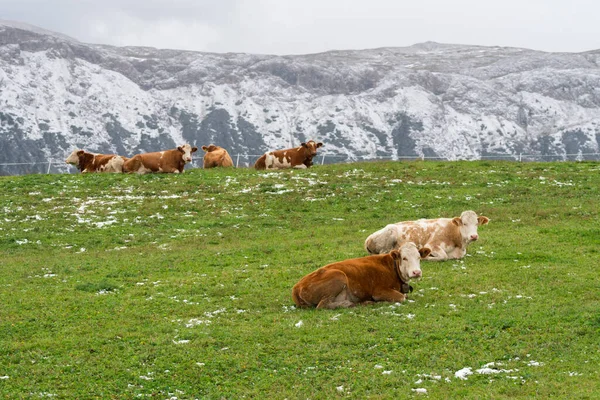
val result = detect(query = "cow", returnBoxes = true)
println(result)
[364,210,490,261]
[291,243,431,309]
[254,140,323,170]
[201,144,234,168]
[123,144,198,174]
[65,149,127,173]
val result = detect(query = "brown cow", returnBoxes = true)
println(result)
[201,144,234,168]
[65,149,127,173]
[365,210,490,261]
[292,243,431,309]
[254,140,323,170]
[123,144,198,174]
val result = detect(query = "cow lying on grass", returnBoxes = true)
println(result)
[254,140,323,170]
[65,150,127,173]
[123,144,198,174]
[365,210,489,261]
[292,243,430,309]
[201,144,234,168]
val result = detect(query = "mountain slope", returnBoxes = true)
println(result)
[1,22,600,174]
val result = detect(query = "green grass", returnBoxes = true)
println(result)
[0,161,599,399]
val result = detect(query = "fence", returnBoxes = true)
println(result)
[1,152,600,176]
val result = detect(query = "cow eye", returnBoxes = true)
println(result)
[402,257,408,261]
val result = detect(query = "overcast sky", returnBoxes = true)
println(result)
[1,0,598,55]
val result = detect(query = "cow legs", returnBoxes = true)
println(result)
[314,270,355,309]
[294,269,356,309]
[316,290,355,309]
[424,245,449,261]
[371,289,406,304]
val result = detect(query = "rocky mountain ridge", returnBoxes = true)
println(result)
[1,21,600,174]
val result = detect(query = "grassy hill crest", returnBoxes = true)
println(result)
[1,161,599,398]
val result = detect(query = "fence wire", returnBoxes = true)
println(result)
[1,153,600,175]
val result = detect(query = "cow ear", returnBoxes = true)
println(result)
[452,217,462,226]
[177,146,184,153]
[202,145,208,152]
[301,142,307,148]
[389,249,401,259]
[77,150,85,156]
[317,142,323,148]
[419,247,432,259]
[192,146,198,153]
[478,216,489,225]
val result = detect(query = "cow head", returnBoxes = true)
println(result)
[451,210,490,244]
[202,144,219,153]
[301,140,323,157]
[65,150,85,166]
[390,243,430,282]
[178,144,199,163]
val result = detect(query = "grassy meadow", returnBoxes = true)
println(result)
[0,160,599,399]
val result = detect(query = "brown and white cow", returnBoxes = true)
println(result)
[292,243,431,309]
[123,144,198,174]
[201,144,234,168]
[364,210,490,261]
[254,140,323,170]
[65,150,127,173]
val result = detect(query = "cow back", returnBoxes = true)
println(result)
[203,146,234,168]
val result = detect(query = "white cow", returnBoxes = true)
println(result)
[365,210,489,261]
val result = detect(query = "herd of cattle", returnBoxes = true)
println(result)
[64,140,324,173]
[65,140,489,310]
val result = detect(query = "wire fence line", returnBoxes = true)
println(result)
[1,152,600,175]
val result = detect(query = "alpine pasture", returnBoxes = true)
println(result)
[0,161,598,399]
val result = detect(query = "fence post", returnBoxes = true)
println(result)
[519,153,522,162]
[321,155,325,165]
[47,161,52,174]
[236,154,240,168]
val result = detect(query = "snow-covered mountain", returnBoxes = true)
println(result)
[1,21,600,174]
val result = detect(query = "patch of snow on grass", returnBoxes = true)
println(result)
[454,367,473,380]
[476,368,514,374]
[186,319,211,327]
[526,360,543,367]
